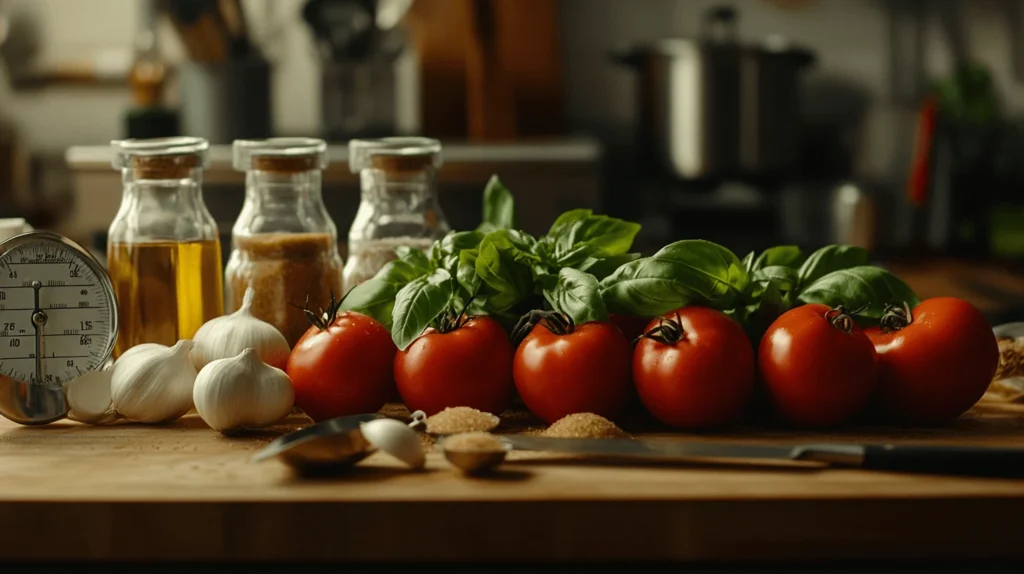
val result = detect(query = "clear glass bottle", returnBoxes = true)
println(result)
[342,137,450,291]
[224,138,343,347]
[107,137,223,358]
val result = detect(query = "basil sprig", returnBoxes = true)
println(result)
[342,174,921,349]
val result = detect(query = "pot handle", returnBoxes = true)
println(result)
[703,5,738,44]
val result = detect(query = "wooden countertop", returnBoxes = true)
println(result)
[2,402,1024,562]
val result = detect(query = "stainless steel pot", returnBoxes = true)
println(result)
[614,6,814,183]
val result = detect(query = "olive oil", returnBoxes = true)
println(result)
[107,239,224,358]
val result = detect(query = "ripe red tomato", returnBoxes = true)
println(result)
[286,311,398,421]
[865,297,998,424]
[394,316,515,416]
[513,317,632,424]
[758,303,878,427]
[633,307,755,429]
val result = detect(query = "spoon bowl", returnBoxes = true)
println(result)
[439,433,509,475]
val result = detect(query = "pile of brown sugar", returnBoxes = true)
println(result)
[443,431,505,453]
[425,406,500,435]
[541,413,630,439]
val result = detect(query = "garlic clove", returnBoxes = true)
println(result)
[193,347,295,434]
[110,339,198,424]
[359,418,426,469]
[190,287,292,372]
[65,369,118,425]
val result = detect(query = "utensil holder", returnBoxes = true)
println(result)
[180,59,272,143]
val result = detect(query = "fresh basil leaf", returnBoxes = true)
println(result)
[797,245,870,289]
[753,265,799,294]
[753,245,805,271]
[339,277,399,329]
[391,269,454,350]
[547,208,593,237]
[797,265,920,325]
[742,251,755,274]
[599,240,748,316]
[478,175,516,232]
[456,249,481,296]
[475,230,536,311]
[551,214,642,259]
[394,245,432,270]
[576,252,642,281]
[543,268,608,325]
[433,230,484,258]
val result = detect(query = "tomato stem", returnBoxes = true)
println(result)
[823,305,857,334]
[512,309,575,344]
[291,288,347,331]
[879,301,913,333]
[637,312,686,346]
[432,295,477,334]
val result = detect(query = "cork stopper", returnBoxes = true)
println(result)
[370,153,436,174]
[251,155,320,173]
[234,138,328,173]
[112,137,210,179]
[130,153,201,179]
[349,137,442,174]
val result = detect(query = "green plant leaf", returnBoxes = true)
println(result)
[456,248,481,295]
[599,240,748,316]
[741,251,755,274]
[797,265,920,325]
[543,268,608,325]
[576,252,642,281]
[474,230,536,311]
[394,245,432,270]
[431,230,485,273]
[391,269,455,350]
[547,212,642,259]
[753,265,799,295]
[477,175,516,232]
[753,245,805,271]
[338,277,400,329]
[797,245,870,289]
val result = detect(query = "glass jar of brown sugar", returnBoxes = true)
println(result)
[224,138,343,347]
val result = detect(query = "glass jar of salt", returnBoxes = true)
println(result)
[342,137,450,291]
[224,138,344,347]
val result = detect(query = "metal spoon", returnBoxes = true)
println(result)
[252,410,425,473]
[439,433,509,475]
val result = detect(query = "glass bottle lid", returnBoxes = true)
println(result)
[111,136,210,179]
[348,137,443,174]
[233,138,329,173]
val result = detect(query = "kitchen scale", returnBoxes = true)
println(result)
[0,231,117,425]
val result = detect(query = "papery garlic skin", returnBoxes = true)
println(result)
[111,339,197,423]
[190,287,291,371]
[193,347,294,434]
[66,369,118,424]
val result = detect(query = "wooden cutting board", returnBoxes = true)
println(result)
[0,402,1023,562]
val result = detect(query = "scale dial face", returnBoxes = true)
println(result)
[0,232,117,387]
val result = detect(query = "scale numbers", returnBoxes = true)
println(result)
[0,234,116,385]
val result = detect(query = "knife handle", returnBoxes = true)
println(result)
[862,445,1024,478]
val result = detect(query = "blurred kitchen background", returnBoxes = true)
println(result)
[3,0,1024,320]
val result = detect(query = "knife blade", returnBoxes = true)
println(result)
[499,436,1024,477]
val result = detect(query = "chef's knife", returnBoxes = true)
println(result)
[500,435,1024,478]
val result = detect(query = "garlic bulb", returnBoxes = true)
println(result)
[190,287,291,371]
[66,369,118,424]
[193,347,294,434]
[111,340,197,423]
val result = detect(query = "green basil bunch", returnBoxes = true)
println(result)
[341,176,641,350]
[341,175,920,350]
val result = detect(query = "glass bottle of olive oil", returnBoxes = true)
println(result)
[107,137,224,358]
